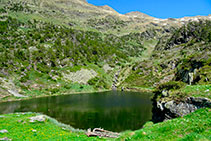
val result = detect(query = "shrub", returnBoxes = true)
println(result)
[87,77,99,86]
[157,81,186,91]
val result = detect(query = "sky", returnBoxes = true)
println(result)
[87,0,211,19]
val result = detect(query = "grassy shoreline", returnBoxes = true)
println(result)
[0,89,111,103]
[0,86,156,103]
[0,108,210,140]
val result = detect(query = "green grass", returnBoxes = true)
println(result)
[182,85,211,99]
[118,108,211,141]
[0,108,210,140]
[8,11,65,25]
[154,84,211,102]
[166,84,211,101]
[0,113,103,140]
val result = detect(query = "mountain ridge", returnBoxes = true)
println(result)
[2,0,210,35]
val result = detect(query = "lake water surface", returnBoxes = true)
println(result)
[0,91,153,132]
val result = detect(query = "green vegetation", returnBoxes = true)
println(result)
[119,108,211,141]
[0,112,102,140]
[3,0,210,101]
[123,20,211,95]
[0,0,211,140]
[0,1,146,100]
[175,85,211,99]
[156,81,186,92]
[0,108,210,140]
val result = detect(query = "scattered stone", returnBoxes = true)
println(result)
[142,132,146,135]
[18,120,22,123]
[62,69,97,84]
[162,90,169,97]
[0,130,8,134]
[8,90,27,98]
[129,132,135,136]
[205,89,210,92]
[29,115,46,123]
[103,64,113,73]
[0,116,5,118]
[0,137,11,141]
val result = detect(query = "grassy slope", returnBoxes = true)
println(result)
[0,108,210,140]
[122,21,211,100]
[0,1,211,140]
[0,112,102,140]
[118,108,211,141]
[0,0,149,101]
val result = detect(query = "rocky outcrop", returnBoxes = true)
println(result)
[112,70,120,90]
[29,115,46,123]
[62,69,97,84]
[152,97,211,123]
[0,77,27,98]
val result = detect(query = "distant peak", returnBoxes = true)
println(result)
[125,11,151,18]
[100,5,115,11]
[98,5,119,14]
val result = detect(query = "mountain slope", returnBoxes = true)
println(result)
[2,0,211,35]
[0,0,211,101]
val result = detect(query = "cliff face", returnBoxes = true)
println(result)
[152,96,211,123]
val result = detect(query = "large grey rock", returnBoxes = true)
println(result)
[187,97,211,107]
[153,97,211,122]
[29,115,46,123]
[165,101,197,117]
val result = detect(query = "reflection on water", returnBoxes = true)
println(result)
[0,91,153,132]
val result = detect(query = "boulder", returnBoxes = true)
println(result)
[29,115,46,123]
[153,97,211,122]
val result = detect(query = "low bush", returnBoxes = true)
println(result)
[157,81,186,92]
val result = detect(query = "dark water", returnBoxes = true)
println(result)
[0,91,153,132]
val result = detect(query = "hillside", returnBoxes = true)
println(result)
[0,0,211,101]
[1,0,211,35]
[0,0,211,140]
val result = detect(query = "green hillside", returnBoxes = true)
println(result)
[0,0,211,140]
